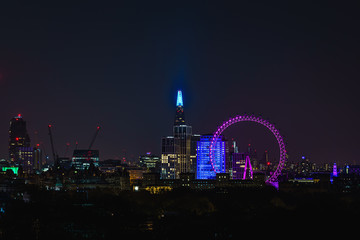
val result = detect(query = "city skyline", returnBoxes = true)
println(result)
[1,3,360,239]
[0,2,359,164]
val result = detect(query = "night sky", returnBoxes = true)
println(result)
[0,1,359,164]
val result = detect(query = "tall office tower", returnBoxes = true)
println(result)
[33,147,42,171]
[259,150,269,171]
[190,134,201,174]
[9,114,31,163]
[17,147,33,173]
[246,144,258,170]
[161,136,176,179]
[173,90,192,177]
[196,135,226,179]
[173,125,192,177]
[226,138,238,177]
[161,90,194,179]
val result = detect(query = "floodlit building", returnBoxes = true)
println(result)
[161,136,177,179]
[196,135,226,179]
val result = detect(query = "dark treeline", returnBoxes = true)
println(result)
[0,186,359,240]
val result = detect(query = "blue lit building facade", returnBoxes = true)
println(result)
[196,135,225,179]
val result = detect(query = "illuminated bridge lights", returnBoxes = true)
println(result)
[209,114,287,184]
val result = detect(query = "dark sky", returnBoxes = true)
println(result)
[0,1,359,165]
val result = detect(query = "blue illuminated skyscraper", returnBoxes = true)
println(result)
[174,90,185,126]
[196,135,225,179]
[161,90,193,179]
[176,90,183,107]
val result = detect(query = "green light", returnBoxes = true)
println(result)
[2,167,19,175]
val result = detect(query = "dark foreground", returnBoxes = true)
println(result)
[1,186,359,239]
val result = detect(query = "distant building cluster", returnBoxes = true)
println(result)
[1,91,360,194]
[8,114,42,173]
[5,114,101,175]
[159,90,275,182]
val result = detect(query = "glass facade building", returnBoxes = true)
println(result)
[196,135,225,179]
[161,90,197,179]
[72,150,99,170]
[173,125,192,177]
[8,114,30,163]
[161,136,176,179]
[17,147,33,173]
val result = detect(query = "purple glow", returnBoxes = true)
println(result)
[209,114,287,184]
[333,162,338,177]
[243,155,253,180]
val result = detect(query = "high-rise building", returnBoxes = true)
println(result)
[161,90,195,179]
[161,136,177,179]
[196,135,226,179]
[17,147,33,173]
[226,138,238,177]
[33,147,42,171]
[8,114,30,162]
[190,134,201,174]
[259,150,269,171]
[173,125,192,176]
[173,90,192,177]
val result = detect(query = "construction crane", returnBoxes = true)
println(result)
[48,125,58,167]
[88,126,101,150]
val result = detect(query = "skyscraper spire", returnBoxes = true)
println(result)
[176,90,183,107]
[174,90,185,125]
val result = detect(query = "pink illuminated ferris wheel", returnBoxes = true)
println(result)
[209,115,287,183]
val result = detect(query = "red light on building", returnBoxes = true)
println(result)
[15,137,19,141]
[267,162,271,166]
